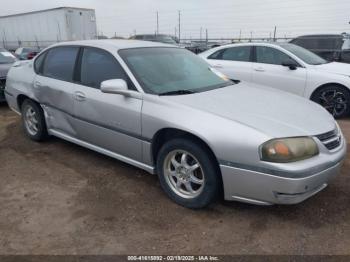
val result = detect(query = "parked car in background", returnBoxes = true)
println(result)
[290,34,350,63]
[0,48,16,102]
[14,47,40,60]
[5,40,346,208]
[185,41,223,54]
[129,34,178,44]
[200,42,350,118]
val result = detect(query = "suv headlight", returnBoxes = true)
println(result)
[260,137,319,163]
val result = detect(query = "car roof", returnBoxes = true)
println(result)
[52,39,176,51]
[212,42,289,48]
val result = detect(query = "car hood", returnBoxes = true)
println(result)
[163,82,336,138]
[0,63,13,78]
[312,62,350,76]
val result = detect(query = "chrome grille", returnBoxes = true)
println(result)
[316,129,341,150]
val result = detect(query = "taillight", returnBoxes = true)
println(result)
[27,52,36,60]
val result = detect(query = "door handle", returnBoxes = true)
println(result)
[213,64,223,68]
[254,67,265,72]
[74,91,86,101]
[33,81,42,88]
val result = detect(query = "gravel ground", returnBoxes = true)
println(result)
[0,103,349,255]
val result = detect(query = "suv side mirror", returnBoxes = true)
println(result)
[282,60,298,70]
[101,79,130,96]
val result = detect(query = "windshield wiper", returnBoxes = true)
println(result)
[159,90,195,96]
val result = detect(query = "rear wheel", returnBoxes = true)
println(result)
[21,99,48,141]
[156,138,221,209]
[311,85,350,118]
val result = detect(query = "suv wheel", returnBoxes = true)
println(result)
[21,99,48,141]
[156,138,220,209]
[311,85,350,118]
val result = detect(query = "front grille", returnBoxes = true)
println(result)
[316,129,341,150]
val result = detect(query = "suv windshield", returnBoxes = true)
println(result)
[0,49,16,64]
[280,43,328,65]
[119,47,232,95]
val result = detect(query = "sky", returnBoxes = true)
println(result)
[0,0,349,39]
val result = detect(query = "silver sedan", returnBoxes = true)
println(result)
[5,40,347,208]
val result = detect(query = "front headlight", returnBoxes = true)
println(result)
[260,137,319,163]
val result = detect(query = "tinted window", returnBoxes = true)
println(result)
[34,53,46,73]
[208,46,251,62]
[293,37,344,50]
[80,47,132,89]
[256,46,293,65]
[43,47,79,81]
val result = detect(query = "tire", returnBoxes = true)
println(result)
[21,99,48,141]
[156,138,221,209]
[311,85,350,118]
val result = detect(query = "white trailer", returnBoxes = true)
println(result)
[0,7,98,50]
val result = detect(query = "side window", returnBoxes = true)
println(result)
[34,53,46,74]
[208,46,251,62]
[80,47,135,89]
[221,46,251,62]
[42,47,79,81]
[208,49,224,60]
[256,46,295,65]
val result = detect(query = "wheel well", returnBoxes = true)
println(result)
[17,94,30,110]
[151,128,220,170]
[310,83,349,99]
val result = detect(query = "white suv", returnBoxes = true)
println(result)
[200,42,350,118]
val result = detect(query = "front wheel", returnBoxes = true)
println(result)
[311,85,350,118]
[156,138,221,209]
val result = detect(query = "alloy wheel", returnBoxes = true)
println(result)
[163,150,205,199]
[319,89,348,117]
[24,105,39,136]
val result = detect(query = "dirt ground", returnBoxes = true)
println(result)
[0,103,349,255]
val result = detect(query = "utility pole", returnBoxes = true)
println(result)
[178,10,181,42]
[156,11,159,35]
[200,27,202,41]
[205,28,208,48]
[239,29,242,41]
[273,26,277,42]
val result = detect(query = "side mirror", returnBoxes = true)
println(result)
[101,79,130,96]
[282,60,298,70]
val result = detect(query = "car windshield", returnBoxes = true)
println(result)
[0,49,16,64]
[280,43,328,65]
[119,47,232,95]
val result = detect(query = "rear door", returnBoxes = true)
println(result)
[33,46,80,137]
[72,47,143,162]
[206,46,253,82]
[251,46,307,96]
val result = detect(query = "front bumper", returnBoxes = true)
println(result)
[220,161,343,205]
[220,134,346,205]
